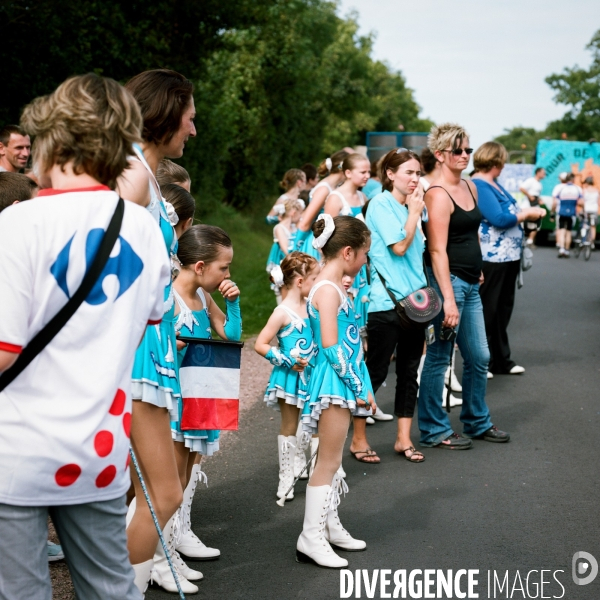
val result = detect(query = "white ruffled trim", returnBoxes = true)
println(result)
[301,394,371,434]
[185,438,220,457]
[264,386,307,410]
[131,380,180,422]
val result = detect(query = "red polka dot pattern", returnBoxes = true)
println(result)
[122,412,131,438]
[125,453,131,471]
[96,465,117,488]
[55,464,82,487]
[109,389,126,416]
[94,430,114,458]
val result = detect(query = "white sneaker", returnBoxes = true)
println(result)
[371,406,393,421]
[365,417,375,425]
[509,365,525,374]
[487,372,494,379]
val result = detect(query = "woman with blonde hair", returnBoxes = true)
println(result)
[0,73,170,599]
[418,123,510,450]
[471,141,545,376]
[265,168,306,225]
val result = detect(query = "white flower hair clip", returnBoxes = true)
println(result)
[270,264,284,288]
[274,203,286,216]
[312,213,335,249]
[164,201,180,226]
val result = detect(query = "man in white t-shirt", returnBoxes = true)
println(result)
[0,74,170,600]
[552,173,584,257]
[520,167,546,246]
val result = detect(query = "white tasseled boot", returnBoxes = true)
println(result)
[296,485,348,569]
[326,474,366,551]
[308,436,319,479]
[175,464,220,560]
[132,558,153,595]
[294,424,310,479]
[126,497,136,528]
[151,514,200,594]
[277,435,296,501]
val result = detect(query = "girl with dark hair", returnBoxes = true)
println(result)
[255,252,320,500]
[117,68,198,594]
[365,149,428,463]
[161,183,195,238]
[168,225,242,575]
[296,215,374,569]
[294,150,349,258]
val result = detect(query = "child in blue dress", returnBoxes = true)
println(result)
[171,224,242,563]
[296,214,376,569]
[255,252,320,501]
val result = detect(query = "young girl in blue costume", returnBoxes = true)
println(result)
[324,154,390,461]
[265,168,306,225]
[255,252,320,501]
[294,150,349,258]
[266,197,304,280]
[296,214,376,569]
[172,224,242,564]
[117,69,201,595]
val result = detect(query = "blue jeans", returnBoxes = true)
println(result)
[418,270,493,445]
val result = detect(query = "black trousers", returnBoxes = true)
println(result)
[479,259,520,373]
[366,309,425,418]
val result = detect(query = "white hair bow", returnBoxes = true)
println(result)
[325,157,332,172]
[312,213,335,249]
[270,265,284,287]
[164,201,180,226]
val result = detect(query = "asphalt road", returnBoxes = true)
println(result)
[147,247,600,600]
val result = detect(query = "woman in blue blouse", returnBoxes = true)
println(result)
[471,142,545,375]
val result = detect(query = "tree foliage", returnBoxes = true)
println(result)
[0,0,430,211]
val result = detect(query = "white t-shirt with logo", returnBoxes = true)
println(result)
[583,188,599,213]
[0,187,170,506]
[520,177,542,198]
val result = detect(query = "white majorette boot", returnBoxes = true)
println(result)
[308,436,319,479]
[372,406,394,421]
[277,435,296,501]
[175,464,220,561]
[294,423,310,479]
[445,348,462,392]
[132,558,153,595]
[296,485,348,568]
[151,513,201,594]
[416,354,426,385]
[326,474,366,551]
[443,394,462,408]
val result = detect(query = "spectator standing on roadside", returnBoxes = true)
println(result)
[553,172,583,258]
[582,177,599,246]
[472,142,546,376]
[520,167,546,247]
[418,123,510,450]
[0,125,31,172]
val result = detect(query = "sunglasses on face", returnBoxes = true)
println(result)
[443,148,473,156]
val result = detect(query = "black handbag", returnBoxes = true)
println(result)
[372,257,442,330]
[0,197,124,392]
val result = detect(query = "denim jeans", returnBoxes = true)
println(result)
[418,269,492,445]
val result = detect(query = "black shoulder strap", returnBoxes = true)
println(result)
[462,179,477,203]
[0,197,125,392]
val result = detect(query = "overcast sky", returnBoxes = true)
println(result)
[337,0,599,149]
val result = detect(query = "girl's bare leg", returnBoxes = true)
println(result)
[173,440,190,492]
[128,401,183,564]
[310,405,350,487]
[278,399,300,436]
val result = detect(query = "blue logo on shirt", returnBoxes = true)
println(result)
[50,229,143,305]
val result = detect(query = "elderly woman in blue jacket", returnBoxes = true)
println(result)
[471,142,545,376]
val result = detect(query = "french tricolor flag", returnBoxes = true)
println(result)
[179,339,243,431]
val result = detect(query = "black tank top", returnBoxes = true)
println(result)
[424,181,482,285]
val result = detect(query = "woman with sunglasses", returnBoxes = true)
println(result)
[418,123,510,450]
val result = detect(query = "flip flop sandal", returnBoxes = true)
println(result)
[396,446,425,463]
[350,448,381,464]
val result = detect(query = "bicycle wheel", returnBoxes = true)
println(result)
[574,244,581,258]
[585,244,592,261]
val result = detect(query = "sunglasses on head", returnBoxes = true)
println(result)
[443,147,473,156]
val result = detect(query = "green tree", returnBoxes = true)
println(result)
[545,29,600,141]
[494,126,546,162]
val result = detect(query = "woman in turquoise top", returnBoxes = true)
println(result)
[294,150,348,258]
[255,252,320,501]
[295,214,374,570]
[365,148,428,463]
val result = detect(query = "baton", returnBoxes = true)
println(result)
[276,447,319,507]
